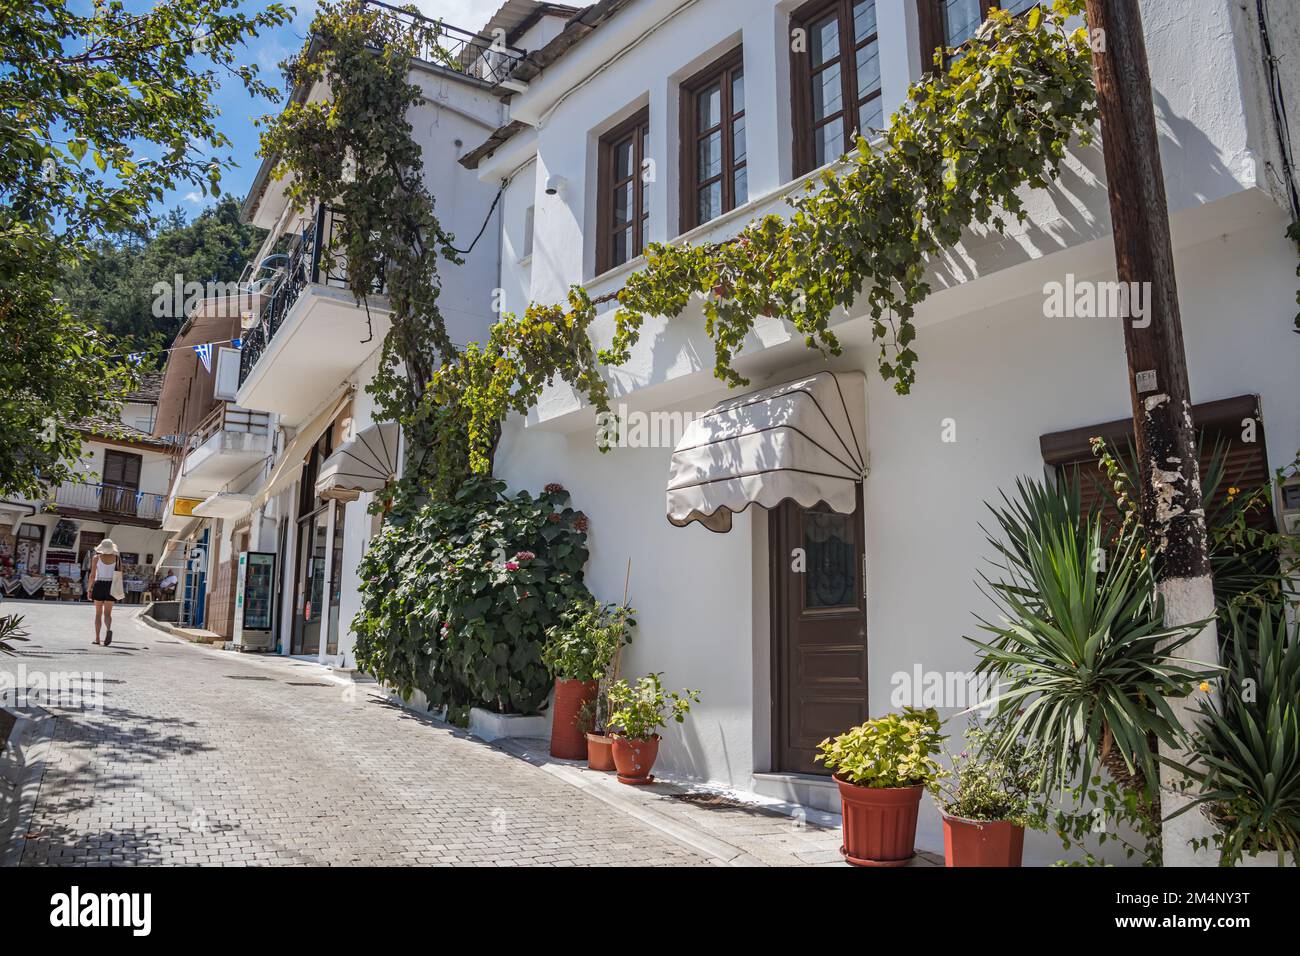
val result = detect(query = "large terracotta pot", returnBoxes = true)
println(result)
[942,813,1024,867]
[586,732,616,771]
[834,776,924,867]
[549,678,598,759]
[611,734,660,785]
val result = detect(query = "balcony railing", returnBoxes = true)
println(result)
[365,0,525,86]
[48,481,167,523]
[188,402,272,454]
[238,205,357,386]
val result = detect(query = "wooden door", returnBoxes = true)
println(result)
[102,450,142,516]
[771,486,867,775]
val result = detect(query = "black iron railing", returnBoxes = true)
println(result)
[238,205,350,386]
[364,0,526,86]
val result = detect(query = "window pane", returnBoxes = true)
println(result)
[856,39,881,101]
[943,0,982,48]
[698,181,722,224]
[698,82,722,132]
[640,215,649,250]
[733,165,748,207]
[697,130,722,181]
[812,62,843,123]
[999,0,1037,14]
[612,227,630,266]
[614,138,633,179]
[810,13,840,69]
[853,0,877,41]
[804,508,856,608]
[859,98,883,136]
[731,65,745,115]
[814,121,845,167]
[732,115,747,164]
[613,181,632,224]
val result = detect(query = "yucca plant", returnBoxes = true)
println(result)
[0,613,28,655]
[1169,604,1300,865]
[969,476,1216,803]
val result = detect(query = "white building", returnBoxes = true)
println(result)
[178,1,576,661]
[0,373,175,603]
[457,0,1300,864]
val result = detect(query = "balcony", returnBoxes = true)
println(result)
[365,0,525,86]
[178,403,273,497]
[236,205,391,428]
[47,481,167,527]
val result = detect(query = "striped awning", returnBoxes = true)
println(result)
[666,371,867,533]
[314,421,400,501]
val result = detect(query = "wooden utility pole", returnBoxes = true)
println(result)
[1084,0,1218,865]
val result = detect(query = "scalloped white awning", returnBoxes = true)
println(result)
[667,371,867,533]
[315,421,400,501]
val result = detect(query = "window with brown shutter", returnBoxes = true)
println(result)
[1039,395,1276,538]
[680,47,747,232]
[596,108,651,274]
[102,450,142,490]
[791,0,883,177]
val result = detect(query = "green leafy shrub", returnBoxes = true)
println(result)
[815,708,946,788]
[934,722,1047,826]
[352,478,591,715]
[607,673,699,741]
[542,600,634,682]
[1173,604,1300,865]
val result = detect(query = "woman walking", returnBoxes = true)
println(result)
[89,539,122,646]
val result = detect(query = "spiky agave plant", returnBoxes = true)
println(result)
[0,613,28,655]
[1170,604,1300,865]
[968,476,1216,803]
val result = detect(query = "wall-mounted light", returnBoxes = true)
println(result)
[544,174,567,196]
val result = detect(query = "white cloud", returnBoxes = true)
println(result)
[184,191,204,204]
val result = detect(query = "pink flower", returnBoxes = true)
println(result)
[572,514,589,533]
[545,483,565,494]
[514,550,535,562]
[505,561,519,571]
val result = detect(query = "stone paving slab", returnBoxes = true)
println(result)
[2,603,710,867]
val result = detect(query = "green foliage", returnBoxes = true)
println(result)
[351,478,593,714]
[603,0,1097,395]
[607,673,699,742]
[1174,604,1300,865]
[815,707,946,788]
[969,476,1217,795]
[0,0,288,497]
[0,614,29,655]
[1087,436,1298,615]
[57,198,266,345]
[934,721,1048,826]
[542,599,634,683]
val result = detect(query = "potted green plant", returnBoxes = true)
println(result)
[1170,605,1300,866]
[932,722,1046,867]
[606,673,699,785]
[541,600,634,759]
[815,707,945,866]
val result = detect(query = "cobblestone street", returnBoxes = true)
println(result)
[2,603,710,866]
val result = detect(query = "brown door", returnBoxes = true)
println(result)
[771,486,867,775]
[102,450,142,516]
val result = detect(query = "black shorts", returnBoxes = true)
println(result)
[91,581,116,603]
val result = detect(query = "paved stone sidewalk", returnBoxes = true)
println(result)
[2,602,710,867]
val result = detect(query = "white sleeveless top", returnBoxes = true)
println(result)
[94,557,117,581]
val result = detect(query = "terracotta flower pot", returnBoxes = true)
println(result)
[549,678,598,760]
[611,734,660,785]
[586,732,616,771]
[942,813,1024,867]
[834,776,924,867]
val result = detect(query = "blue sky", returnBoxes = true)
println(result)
[165,0,550,215]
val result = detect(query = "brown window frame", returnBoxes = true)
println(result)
[791,0,883,177]
[917,1,1040,72]
[595,107,652,275]
[679,47,748,233]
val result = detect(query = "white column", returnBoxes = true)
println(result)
[745,3,788,190]
[319,500,336,666]
[877,0,920,127]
